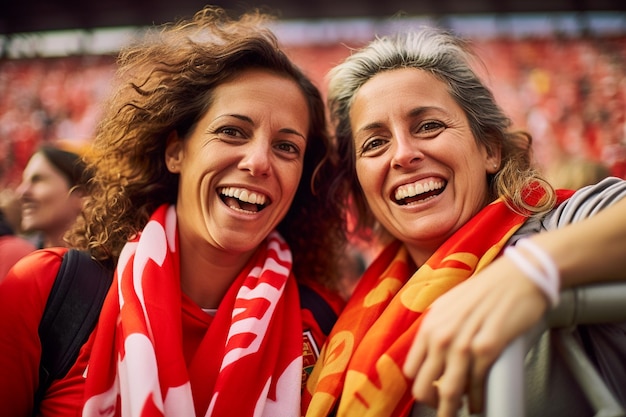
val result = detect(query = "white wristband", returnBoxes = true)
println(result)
[504,239,560,308]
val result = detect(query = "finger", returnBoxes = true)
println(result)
[406,286,477,380]
[413,286,490,404]
[464,280,546,414]
[411,339,446,406]
[406,306,455,403]
[415,316,477,408]
[467,373,485,414]
[404,323,427,378]
[434,351,470,417]
[433,283,499,413]
[465,314,503,414]
[436,393,464,417]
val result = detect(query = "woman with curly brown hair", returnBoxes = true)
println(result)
[0,7,345,417]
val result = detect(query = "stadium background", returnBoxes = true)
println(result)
[1,1,625,188]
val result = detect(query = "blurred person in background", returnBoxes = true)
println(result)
[15,140,92,249]
[544,155,611,190]
[0,189,36,279]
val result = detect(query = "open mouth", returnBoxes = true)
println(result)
[21,203,37,216]
[218,186,269,213]
[393,179,446,205]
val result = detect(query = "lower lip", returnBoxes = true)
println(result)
[395,188,445,209]
[220,198,265,218]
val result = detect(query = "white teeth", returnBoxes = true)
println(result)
[219,187,267,205]
[394,180,445,201]
[240,190,249,202]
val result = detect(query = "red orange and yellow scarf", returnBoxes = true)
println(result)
[303,191,572,417]
[82,204,303,417]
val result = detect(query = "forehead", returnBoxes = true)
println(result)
[24,153,56,174]
[22,152,70,184]
[350,68,458,122]
[197,68,311,131]
[357,68,449,103]
[214,69,302,101]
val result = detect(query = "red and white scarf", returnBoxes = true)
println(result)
[303,190,574,417]
[83,204,303,417]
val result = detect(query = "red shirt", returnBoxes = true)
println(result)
[0,234,36,281]
[0,248,344,416]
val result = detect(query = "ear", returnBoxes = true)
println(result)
[67,187,88,212]
[484,143,502,174]
[165,131,183,174]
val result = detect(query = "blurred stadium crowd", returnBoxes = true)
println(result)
[1,21,625,188]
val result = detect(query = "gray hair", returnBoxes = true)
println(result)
[327,27,555,233]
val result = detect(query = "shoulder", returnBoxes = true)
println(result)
[6,247,68,282]
[562,177,626,207]
[512,177,626,241]
[0,235,36,253]
[548,177,626,227]
[0,247,69,414]
[1,247,69,317]
[0,235,36,279]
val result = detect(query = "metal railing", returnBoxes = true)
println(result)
[486,283,626,417]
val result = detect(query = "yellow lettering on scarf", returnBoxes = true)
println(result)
[400,252,478,312]
[363,277,404,308]
[306,331,355,415]
[339,354,407,417]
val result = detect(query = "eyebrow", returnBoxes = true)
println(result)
[408,106,436,117]
[354,122,384,138]
[226,113,306,140]
[355,105,444,135]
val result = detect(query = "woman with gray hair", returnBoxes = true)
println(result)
[304,27,626,417]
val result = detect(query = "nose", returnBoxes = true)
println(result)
[390,133,424,169]
[238,138,271,177]
[15,180,29,201]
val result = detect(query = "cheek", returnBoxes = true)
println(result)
[355,158,366,181]
[355,160,380,198]
[450,145,484,177]
[277,162,304,203]
[286,169,303,198]
[41,185,69,204]
[179,160,210,191]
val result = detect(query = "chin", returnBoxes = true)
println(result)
[218,235,265,254]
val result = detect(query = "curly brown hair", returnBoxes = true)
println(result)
[67,6,345,289]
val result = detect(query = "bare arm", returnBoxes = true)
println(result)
[537,196,626,288]
[403,190,626,417]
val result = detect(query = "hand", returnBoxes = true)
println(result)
[402,255,550,416]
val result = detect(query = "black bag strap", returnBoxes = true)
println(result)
[35,249,114,412]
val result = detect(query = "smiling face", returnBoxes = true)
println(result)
[350,68,500,264]
[16,152,84,246]
[165,68,309,256]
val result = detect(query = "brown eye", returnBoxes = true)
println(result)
[362,138,387,154]
[275,141,299,155]
[418,121,444,134]
[219,127,244,137]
